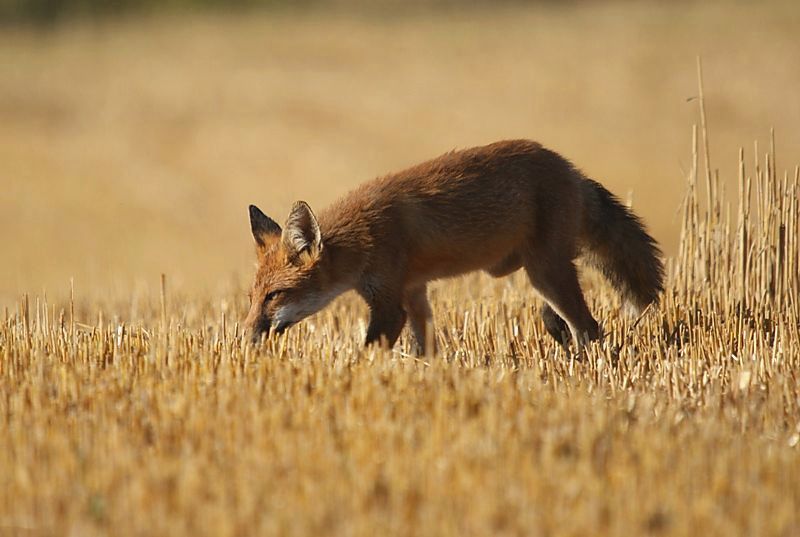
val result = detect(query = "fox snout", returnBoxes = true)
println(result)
[246,312,296,344]
[246,315,271,344]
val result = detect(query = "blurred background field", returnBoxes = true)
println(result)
[1,0,799,302]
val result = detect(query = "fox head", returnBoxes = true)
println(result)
[245,202,334,343]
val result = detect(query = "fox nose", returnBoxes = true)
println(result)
[248,318,271,344]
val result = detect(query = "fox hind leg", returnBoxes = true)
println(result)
[541,303,571,349]
[523,255,600,348]
[403,285,435,356]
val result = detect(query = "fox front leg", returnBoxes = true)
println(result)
[364,302,407,349]
[358,269,409,349]
[403,285,435,356]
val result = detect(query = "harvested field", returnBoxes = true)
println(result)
[2,3,799,535]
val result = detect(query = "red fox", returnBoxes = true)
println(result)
[244,140,664,353]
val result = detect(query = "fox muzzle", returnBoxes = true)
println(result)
[248,319,296,344]
[248,317,271,344]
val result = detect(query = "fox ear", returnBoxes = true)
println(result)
[282,201,322,259]
[249,204,281,248]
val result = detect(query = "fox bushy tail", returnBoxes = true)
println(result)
[579,178,665,311]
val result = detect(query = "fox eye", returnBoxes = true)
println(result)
[265,290,283,302]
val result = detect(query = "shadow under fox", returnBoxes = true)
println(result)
[245,139,664,353]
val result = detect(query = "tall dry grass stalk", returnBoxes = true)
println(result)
[678,67,799,315]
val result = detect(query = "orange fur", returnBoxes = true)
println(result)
[245,140,664,353]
